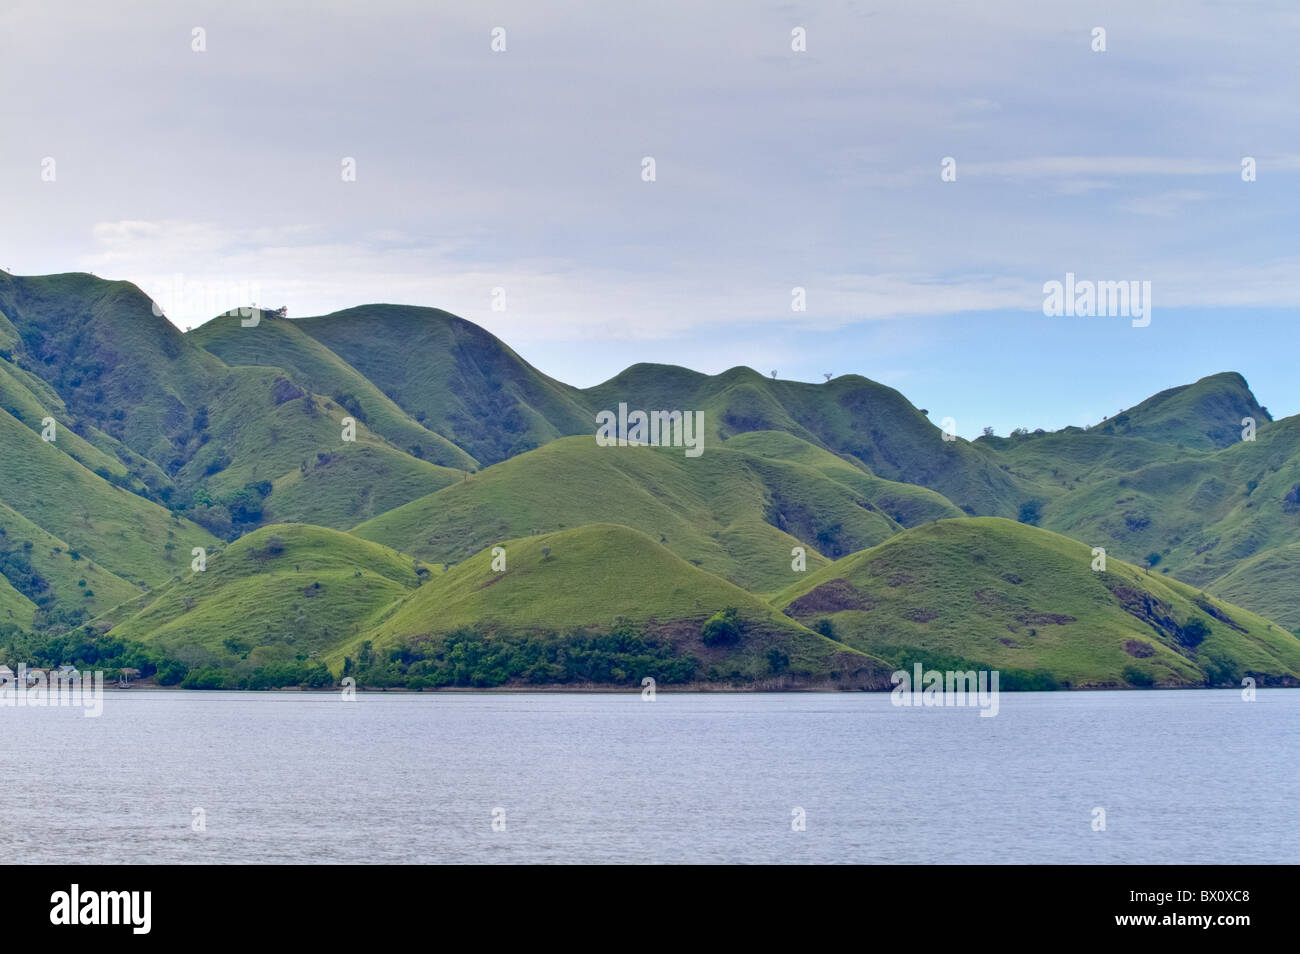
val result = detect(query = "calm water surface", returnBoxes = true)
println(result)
[2,689,1295,863]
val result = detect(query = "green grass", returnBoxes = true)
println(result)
[1022,416,1300,589]
[0,572,37,627]
[0,272,227,467]
[722,430,964,526]
[585,365,1028,517]
[0,499,141,625]
[1208,543,1300,631]
[295,304,592,465]
[180,366,465,530]
[774,517,1300,688]
[352,435,904,593]
[0,404,218,587]
[100,524,426,668]
[364,523,893,685]
[189,312,476,469]
[3,270,1299,681]
[1086,371,1269,449]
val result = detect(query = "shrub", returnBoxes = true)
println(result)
[1179,617,1211,648]
[1018,500,1043,526]
[701,607,742,646]
[1122,666,1155,688]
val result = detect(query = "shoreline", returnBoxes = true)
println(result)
[91,682,1295,694]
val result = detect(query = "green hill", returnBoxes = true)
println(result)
[0,500,141,627]
[1020,416,1300,587]
[721,430,965,526]
[585,365,1029,518]
[0,404,218,589]
[1208,543,1300,632]
[99,524,426,668]
[352,435,905,593]
[3,269,1298,692]
[775,517,1300,688]
[363,523,892,687]
[1088,371,1270,449]
[296,305,592,464]
[0,275,470,538]
[0,571,37,628]
[189,311,476,470]
[174,366,466,531]
[0,272,228,467]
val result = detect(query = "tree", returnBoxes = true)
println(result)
[701,608,742,646]
[982,426,996,438]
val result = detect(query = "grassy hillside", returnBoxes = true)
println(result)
[0,272,227,467]
[585,365,1028,517]
[1209,543,1300,632]
[775,517,1300,688]
[1088,371,1270,449]
[0,500,140,627]
[175,366,465,531]
[1024,416,1300,586]
[100,524,425,668]
[0,276,470,539]
[189,311,476,470]
[352,435,905,593]
[0,571,37,628]
[296,305,592,464]
[722,430,965,526]
[4,270,1299,688]
[364,523,892,686]
[0,405,218,588]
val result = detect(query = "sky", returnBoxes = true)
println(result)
[1,0,1297,437]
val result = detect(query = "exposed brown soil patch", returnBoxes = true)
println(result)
[784,578,872,618]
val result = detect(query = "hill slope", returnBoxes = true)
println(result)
[1088,371,1270,449]
[296,305,592,465]
[364,523,893,687]
[189,311,476,470]
[352,435,906,592]
[585,365,1029,517]
[775,517,1300,688]
[99,524,426,668]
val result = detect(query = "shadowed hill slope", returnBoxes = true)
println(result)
[296,304,592,465]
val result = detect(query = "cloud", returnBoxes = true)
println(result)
[0,0,1294,409]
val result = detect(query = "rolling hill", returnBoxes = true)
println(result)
[585,364,1029,518]
[775,517,1300,688]
[295,304,592,465]
[99,524,426,669]
[351,435,906,593]
[189,310,476,470]
[363,524,893,687]
[0,268,1296,690]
